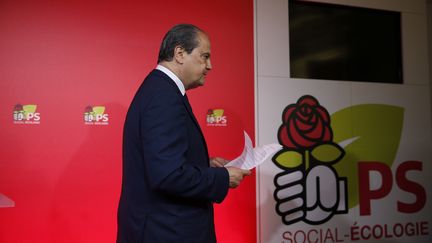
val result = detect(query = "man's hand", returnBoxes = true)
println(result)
[210,157,229,168]
[226,166,251,188]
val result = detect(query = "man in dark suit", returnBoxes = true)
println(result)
[117,24,251,243]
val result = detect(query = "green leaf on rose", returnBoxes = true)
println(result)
[273,150,303,169]
[311,143,344,163]
[330,104,404,209]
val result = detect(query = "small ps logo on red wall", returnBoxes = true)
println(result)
[84,105,109,125]
[206,108,227,126]
[13,104,41,125]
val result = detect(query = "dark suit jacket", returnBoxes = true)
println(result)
[117,69,229,243]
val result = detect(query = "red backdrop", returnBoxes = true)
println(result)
[0,0,255,242]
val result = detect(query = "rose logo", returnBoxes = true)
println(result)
[14,104,23,112]
[13,104,24,121]
[278,95,332,149]
[273,95,344,170]
[272,95,348,225]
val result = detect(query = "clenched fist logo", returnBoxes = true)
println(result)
[272,95,348,225]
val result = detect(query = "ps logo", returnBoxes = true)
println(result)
[272,95,348,225]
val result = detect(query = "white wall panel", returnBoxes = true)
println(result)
[257,77,352,243]
[256,0,289,77]
[402,13,430,85]
[256,0,431,242]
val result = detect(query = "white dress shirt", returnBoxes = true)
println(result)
[156,64,185,96]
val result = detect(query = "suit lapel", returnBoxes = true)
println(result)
[155,69,210,163]
[182,94,200,130]
[182,94,210,164]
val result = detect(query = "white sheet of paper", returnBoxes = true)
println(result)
[225,131,282,170]
[0,193,15,208]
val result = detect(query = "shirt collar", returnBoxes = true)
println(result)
[156,64,185,96]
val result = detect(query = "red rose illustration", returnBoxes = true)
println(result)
[84,106,93,113]
[278,95,332,150]
[14,104,23,111]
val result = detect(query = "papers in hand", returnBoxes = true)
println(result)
[225,131,282,170]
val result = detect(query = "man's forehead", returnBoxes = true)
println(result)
[195,47,210,56]
[197,31,210,45]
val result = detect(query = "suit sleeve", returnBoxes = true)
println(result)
[140,86,229,203]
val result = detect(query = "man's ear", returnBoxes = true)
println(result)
[173,45,185,64]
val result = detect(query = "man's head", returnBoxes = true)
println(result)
[158,24,212,90]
